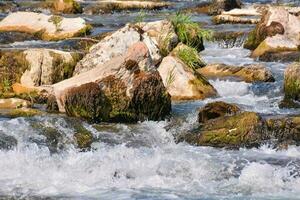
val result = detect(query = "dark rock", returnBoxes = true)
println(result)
[198,101,240,123]
[209,0,242,15]
[0,31,39,45]
[0,131,17,150]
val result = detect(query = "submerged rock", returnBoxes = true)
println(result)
[0,12,91,41]
[198,63,275,83]
[44,42,171,122]
[198,101,240,123]
[280,63,300,108]
[0,131,17,150]
[158,56,217,100]
[0,32,39,45]
[244,7,300,60]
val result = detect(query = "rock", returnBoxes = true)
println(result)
[6,108,42,118]
[141,20,178,57]
[12,83,37,95]
[172,43,206,69]
[258,51,300,62]
[74,20,175,75]
[158,56,217,100]
[0,12,91,41]
[221,7,262,16]
[64,82,111,122]
[52,0,82,14]
[184,112,264,148]
[74,24,141,75]
[0,32,39,45]
[280,63,300,108]
[212,14,260,24]
[0,98,31,109]
[84,0,171,14]
[73,123,93,150]
[209,0,242,15]
[197,63,275,83]
[0,2,17,13]
[198,101,240,123]
[20,49,80,87]
[43,42,171,122]
[0,50,29,94]
[244,7,300,60]
[0,131,17,150]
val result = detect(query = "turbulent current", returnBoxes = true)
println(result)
[1,0,300,199]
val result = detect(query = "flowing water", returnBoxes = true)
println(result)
[1,0,300,199]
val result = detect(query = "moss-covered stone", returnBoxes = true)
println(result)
[0,50,29,93]
[73,123,93,149]
[65,82,111,122]
[183,112,265,148]
[280,63,300,108]
[7,108,42,118]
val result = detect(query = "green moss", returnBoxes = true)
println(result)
[284,76,300,100]
[8,109,41,118]
[73,123,93,149]
[0,50,29,93]
[76,24,93,37]
[48,15,63,32]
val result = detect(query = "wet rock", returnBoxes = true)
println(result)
[0,32,39,45]
[44,42,171,122]
[212,14,260,24]
[209,0,242,15]
[280,63,300,108]
[20,49,81,87]
[158,56,217,100]
[0,12,91,41]
[0,131,17,150]
[213,31,247,48]
[244,7,300,60]
[0,1,17,13]
[6,108,42,118]
[0,98,31,109]
[84,0,171,14]
[184,112,264,148]
[72,123,93,150]
[258,51,300,62]
[197,63,275,83]
[198,101,240,123]
[65,82,111,122]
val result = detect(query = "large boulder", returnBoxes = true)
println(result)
[20,49,81,87]
[0,12,90,41]
[43,42,171,122]
[74,20,177,75]
[197,63,275,83]
[198,101,240,123]
[280,63,300,108]
[157,56,217,100]
[244,7,300,60]
[0,49,80,92]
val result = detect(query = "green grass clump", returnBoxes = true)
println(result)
[176,45,206,70]
[171,12,213,51]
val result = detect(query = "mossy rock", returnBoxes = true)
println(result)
[6,108,42,118]
[65,82,112,122]
[0,50,29,93]
[281,63,300,108]
[184,112,265,148]
[73,124,93,149]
